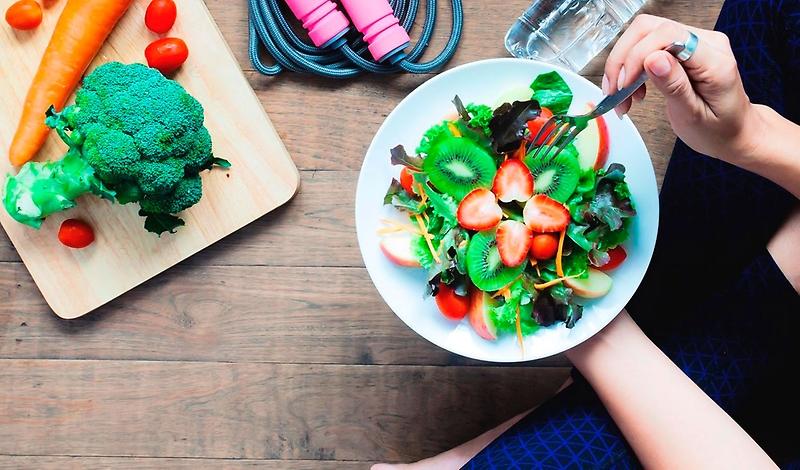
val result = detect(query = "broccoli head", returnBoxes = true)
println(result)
[3,62,229,235]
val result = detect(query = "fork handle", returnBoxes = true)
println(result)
[589,72,648,118]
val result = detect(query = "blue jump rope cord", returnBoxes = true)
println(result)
[247,0,464,78]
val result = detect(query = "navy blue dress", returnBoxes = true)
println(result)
[467,0,800,467]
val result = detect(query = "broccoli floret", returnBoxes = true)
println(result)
[3,62,229,235]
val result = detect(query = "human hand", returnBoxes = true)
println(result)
[603,15,761,162]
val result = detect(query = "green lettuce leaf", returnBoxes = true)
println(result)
[489,280,540,335]
[530,71,573,114]
[383,179,423,214]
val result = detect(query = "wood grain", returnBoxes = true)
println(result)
[0,0,724,466]
[0,0,298,318]
[0,360,570,461]
[0,261,570,366]
[0,457,364,469]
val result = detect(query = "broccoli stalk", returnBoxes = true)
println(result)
[3,62,229,235]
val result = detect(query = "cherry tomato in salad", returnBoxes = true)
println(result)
[145,0,177,34]
[435,283,470,320]
[529,233,558,260]
[399,167,416,195]
[145,37,188,75]
[58,219,95,249]
[597,246,627,271]
[527,107,554,147]
[5,0,42,30]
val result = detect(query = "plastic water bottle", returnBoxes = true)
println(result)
[505,0,646,71]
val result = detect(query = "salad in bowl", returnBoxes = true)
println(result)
[380,70,635,344]
[356,59,657,362]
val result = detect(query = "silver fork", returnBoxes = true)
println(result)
[526,39,695,162]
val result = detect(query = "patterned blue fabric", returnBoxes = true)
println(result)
[467,1,800,468]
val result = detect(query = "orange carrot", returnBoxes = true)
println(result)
[9,0,134,166]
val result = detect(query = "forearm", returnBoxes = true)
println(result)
[732,105,800,198]
[565,311,777,469]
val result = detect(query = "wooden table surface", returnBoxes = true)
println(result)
[0,0,722,467]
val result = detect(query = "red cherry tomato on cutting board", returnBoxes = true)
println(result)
[5,0,42,30]
[58,219,95,249]
[435,283,470,320]
[145,37,188,75]
[527,107,554,147]
[145,0,177,34]
[597,246,627,271]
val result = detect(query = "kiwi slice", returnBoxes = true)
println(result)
[524,151,580,202]
[466,230,525,292]
[423,137,497,200]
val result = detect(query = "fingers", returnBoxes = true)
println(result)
[643,50,702,115]
[604,14,665,97]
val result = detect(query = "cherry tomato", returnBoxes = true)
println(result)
[399,167,416,195]
[526,107,554,147]
[58,219,95,249]
[5,0,42,30]
[529,233,558,260]
[597,246,627,271]
[145,0,177,34]
[435,283,470,320]
[145,37,188,75]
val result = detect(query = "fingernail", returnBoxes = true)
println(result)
[615,106,624,119]
[601,74,610,94]
[617,67,626,90]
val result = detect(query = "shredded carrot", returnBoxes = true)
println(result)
[415,214,441,264]
[416,183,428,205]
[447,121,462,137]
[555,230,566,278]
[492,286,511,300]
[379,219,421,234]
[533,272,583,290]
[512,140,527,160]
[515,305,525,356]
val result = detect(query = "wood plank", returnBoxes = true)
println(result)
[0,0,298,319]
[0,456,363,469]
[0,262,570,366]
[0,360,570,462]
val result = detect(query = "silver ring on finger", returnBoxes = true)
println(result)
[668,31,699,62]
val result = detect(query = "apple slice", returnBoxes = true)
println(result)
[565,267,613,298]
[379,234,421,268]
[574,103,609,170]
[468,289,498,340]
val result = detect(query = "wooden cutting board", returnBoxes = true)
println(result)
[0,0,299,319]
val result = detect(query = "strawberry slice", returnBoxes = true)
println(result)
[493,159,534,203]
[496,220,532,267]
[523,194,570,232]
[457,188,502,231]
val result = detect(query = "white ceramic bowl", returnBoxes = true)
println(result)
[356,58,658,362]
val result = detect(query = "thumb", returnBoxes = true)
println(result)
[644,50,698,111]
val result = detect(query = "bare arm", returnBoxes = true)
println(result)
[565,311,777,469]
[736,105,800,198]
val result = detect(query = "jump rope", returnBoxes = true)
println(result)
[247,0,464,78]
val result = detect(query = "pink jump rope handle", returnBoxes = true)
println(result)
[283,0,350,47]
[339,0,410,62]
